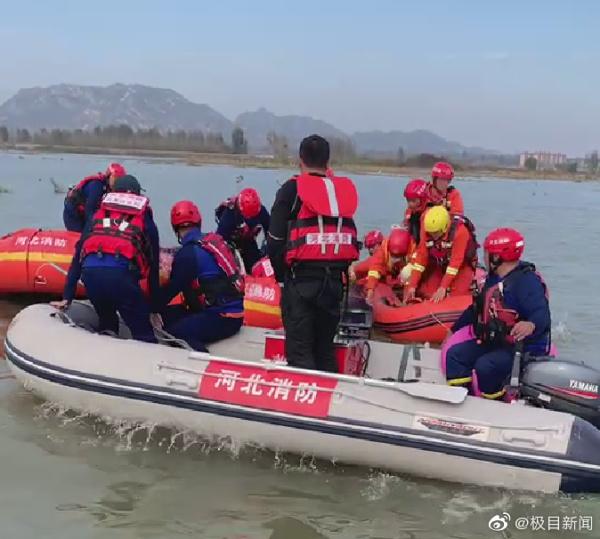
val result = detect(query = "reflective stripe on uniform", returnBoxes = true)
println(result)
[448,377,472,386]
[322,177,340,216]
[445,266,459,276]
[367,270,381,279]
[482,389,506,400]
[412,263,426,272]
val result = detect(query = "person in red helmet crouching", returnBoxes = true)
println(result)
[445,228,552,400]
[363,229,384,256]
[216,187,270,274]
[427,161,464,216]
[404,205,478,304]
[363,227,412,305]
[155,200,244,352]
[63,162,127,232]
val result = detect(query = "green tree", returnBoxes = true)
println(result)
[524,156,537,171]
[590,150,599,173]
[396,146,405,165]
[566,162,577,173]
[267,131,289,162]
[0,126,8,143]
[16,128,31,143]
[231,127,248,154]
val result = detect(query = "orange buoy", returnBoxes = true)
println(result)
[372,283,470,344]
[0,228,84,296]
[243,275,282,329]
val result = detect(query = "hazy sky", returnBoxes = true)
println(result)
[1,0,598,155]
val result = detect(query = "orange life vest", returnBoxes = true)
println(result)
[426,216,478,269]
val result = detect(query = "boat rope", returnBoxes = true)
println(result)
[154,328,194,351]
[157,363,565,433]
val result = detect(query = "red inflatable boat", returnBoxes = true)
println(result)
[371,283,470,344]
[0,228,83,296]
[0,228,175,297]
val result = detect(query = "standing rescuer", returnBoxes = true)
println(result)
[267,134,360,372]
[63,162,127,232]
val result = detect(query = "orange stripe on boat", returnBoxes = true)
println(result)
[244,300,282,316]
[0,252,73,264]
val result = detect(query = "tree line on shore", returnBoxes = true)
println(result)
[0,123,510,170]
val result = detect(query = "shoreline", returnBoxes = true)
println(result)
[2,144,598,182]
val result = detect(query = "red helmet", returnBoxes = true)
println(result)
[404,178,428,208]
[106,162,126,178]
[483,228,524,262]
[363,229,384,250]
[238,188,261,219]
[387,228,411,257]
[171,200,202,230]
[431,162,454,182]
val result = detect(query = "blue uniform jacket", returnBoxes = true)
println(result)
[64,178,106,227]
[452,262,551,354]
[158,228,243,315]
[217,205,270,245]
[63,210,160,309]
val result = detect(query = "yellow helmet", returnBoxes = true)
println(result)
[424,206,450,235]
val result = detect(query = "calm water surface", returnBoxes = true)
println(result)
[0,152,598,538]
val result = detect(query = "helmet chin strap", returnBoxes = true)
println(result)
[489,254,503,273]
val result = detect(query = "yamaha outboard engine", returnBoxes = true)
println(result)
[521,359,600,428]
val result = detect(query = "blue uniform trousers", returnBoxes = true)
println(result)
[81,266,157,343]
[162,305,243,352]
[445,339,514,398]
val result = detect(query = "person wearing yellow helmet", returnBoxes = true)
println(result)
[403,206,478,304]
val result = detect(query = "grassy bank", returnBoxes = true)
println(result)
[3,143,598,182]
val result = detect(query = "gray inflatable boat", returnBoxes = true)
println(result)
[5,302,600,493]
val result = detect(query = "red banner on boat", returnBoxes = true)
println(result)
[198,360,338,418]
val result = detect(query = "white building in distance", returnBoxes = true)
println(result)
[519,151,567,169]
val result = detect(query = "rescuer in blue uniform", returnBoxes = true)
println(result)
[158,200,244,352]
[53,175,161,343]
[216,187,270,273]
[445,228,551,399]
[63,162,127,232]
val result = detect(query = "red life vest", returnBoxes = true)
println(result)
[285,174,359,266]
[426,184,455,212]
[215,197,262,242]
[65,173,107,215]
[187,232,244,310]
[426,216,478,269]
[474,262,549,346]
[81,192,151,277]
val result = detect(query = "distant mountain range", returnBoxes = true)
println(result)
[0,83,497,156]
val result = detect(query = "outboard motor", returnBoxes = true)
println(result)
[337,285,372,340]
[521,359,600,428]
